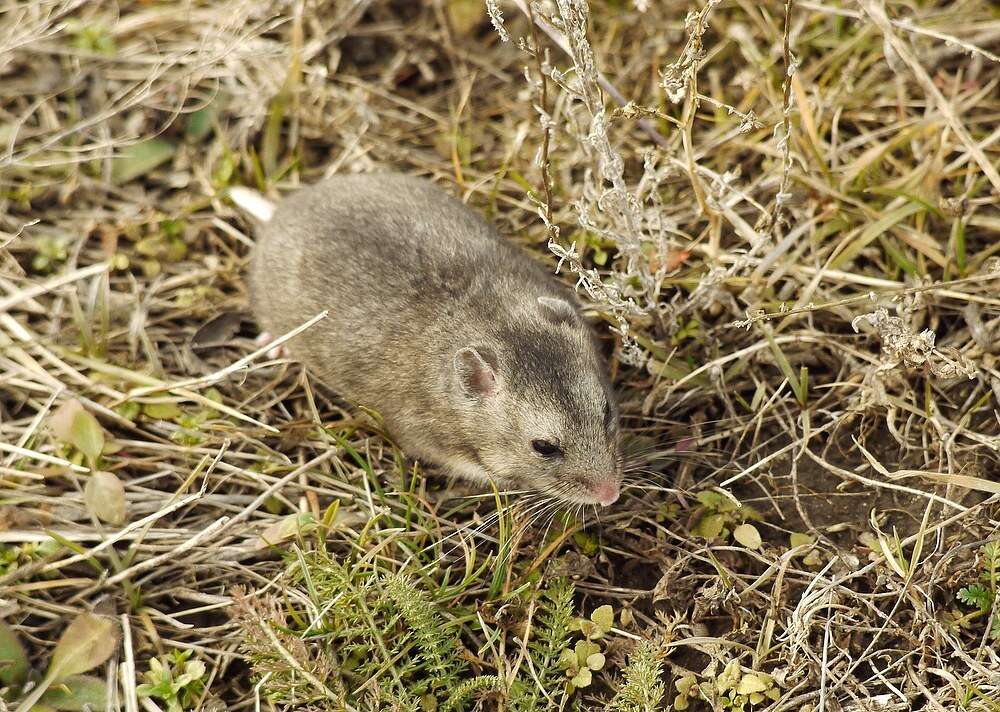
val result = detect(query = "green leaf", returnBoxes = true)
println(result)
[49,399,105,464]
[790,533,814,548]
[256,512,317,548]
[115,401,141,421]
[590,604,614,633]
[570,667,592,688]
[675,675,696,695]
[586,652,605,671]
[574,639,600,665]
[736,673,769,695]
[49,399,85,444]
[957,585,993,613]
[764,325,806,405]
[831,202,925,270]
[558,648,577,670]
[38,674,107,711]
[803,549,824,567]
[733,523,762,551]
[577,619,599,639]
[878,234,917,276]
[983,541,1000,570]
[142,402,184,421]
[0,620,29,686]
[176,659,205,688]
[695,490,724,510]
[69,410,105,464]
[84,471,127,526]
[863,187,943,216]
[185,103,217,142]
[46,613,118,682]
[694,513,726,540]
[111,139,176,184]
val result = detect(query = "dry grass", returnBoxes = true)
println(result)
[2,0,999,710]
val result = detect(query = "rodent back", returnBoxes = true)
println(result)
[247,173,573,399]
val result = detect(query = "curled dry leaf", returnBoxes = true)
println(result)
[49,399,85,443]
[49,399,106,464]
[47,613,119,682]
[733,523,762,551]
[255,512,318,549]
[84,471,127,526]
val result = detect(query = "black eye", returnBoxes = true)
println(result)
[531,439,563,458]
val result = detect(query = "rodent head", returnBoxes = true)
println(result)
[450,296,622,506]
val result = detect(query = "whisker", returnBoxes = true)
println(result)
[446,488,534,501]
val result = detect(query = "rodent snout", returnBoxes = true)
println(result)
[590,480,620,506]
[573,477,620,506]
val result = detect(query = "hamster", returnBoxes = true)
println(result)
[239,173,622,506]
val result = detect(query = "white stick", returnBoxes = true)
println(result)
[0,262,109,313]
[228,186,276,223]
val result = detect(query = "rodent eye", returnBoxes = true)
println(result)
[531,439,563,458]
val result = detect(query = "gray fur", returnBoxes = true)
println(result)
[248,173,621,504]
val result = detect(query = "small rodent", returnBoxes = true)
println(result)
[237,173,622,506]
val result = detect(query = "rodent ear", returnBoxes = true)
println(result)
[454,347,499,398]
[537,296,578,325]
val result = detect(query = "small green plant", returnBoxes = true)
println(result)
[691,490,762,544]
[49,398,108,468]
[133,389,224,446]
[507,577,580,712]
[136,649,207,712]
[674,661,780,711]
[954,541,1000,640]
[671,317,701,346]
[715,661,780,710]
[789,533,823,567]
[233,536,620,712]
[558,639,605,690]
[48,399,129,525]
[546,603,615,696]
[575,229,617,267]
[31,235,69,274]
[67,21,116,54]
[0,540,60,577]
[0,614,117,710]
[573,603,615,641]
[133,221,188,278]
[607,640,665,712]
[673,674,699,711]
[235,546,504,710]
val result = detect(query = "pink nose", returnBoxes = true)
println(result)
[592,481,620,506]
